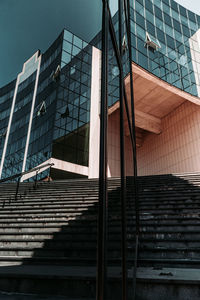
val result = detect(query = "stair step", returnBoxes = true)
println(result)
[0,173,200,297]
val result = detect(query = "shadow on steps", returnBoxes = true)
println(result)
[0,174,200,299]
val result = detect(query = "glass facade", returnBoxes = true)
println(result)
[0,29,93,180]
[129,0,200,96]
[53,30,92,167]
[0,80,15,175]
[25,35,63,177]
[2,73,36,178]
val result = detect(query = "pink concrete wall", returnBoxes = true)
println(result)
[137,101,200,175]
[108,110,120,177]
[108,110,133,177]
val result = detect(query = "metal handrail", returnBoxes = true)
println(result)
[0,162,54,201]
[0,162,54,183]
[98,1,140,300]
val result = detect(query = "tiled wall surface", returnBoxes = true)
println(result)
[137,100,200,175]
[108,110,120,177]
[107,109,133,177]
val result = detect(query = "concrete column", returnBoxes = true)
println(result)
[88,47,101,179]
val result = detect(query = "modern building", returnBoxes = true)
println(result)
[1,0,200,181]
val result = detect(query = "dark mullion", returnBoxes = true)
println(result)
[107,8,133,144]
[118,1,128,300]
[108,3,137,300]
[97,1,109,300]
[123,0,140,299]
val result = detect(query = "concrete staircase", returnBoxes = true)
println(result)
[127,174,200,269]
[0,173,200,299]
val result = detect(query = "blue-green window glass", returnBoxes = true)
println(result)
[171,1,178,12]
[190,72,196,84]
[146,10,154,24]
[135,0,144,16]
[164,13,172,27]
[174,30,183,43]
[185,47,191,61]
[154,6,162,20]
[136,12,145,28]
[166,35,175,49]
[169,60,179,73]
[182,78,190,89]
[153,0,161,8]
[173,19,181,32]
[179,5,187,17]
[196,15,200,27]
[136,24,146,40]
[172,9,180,21]
[156,28,165,43]
[72,45,81,56]
[131,33,137,48]
[145,0,153,13]
[165,24,174,37]
[147,47,155,59]
[73,36,83,49]
[63,40,72,53]
[62,51,71,65]
[128,0,200,98]
[189,21,198,32]
[138,52,148,69]
[151,61,160,77]
[178,44,185,54]
[180,15,189,27]
[159,41,167,55]
[137,36,147,55]
[136,0,143,5]
[163,0,170,5]
[180,66,189,77]
[131,20,136,34]
[146,20,155,36]
[182,25,190,37]
[64,31,73,43]
[168,49,177,61]
[163,4,171,17]
[155,17,164,31]
[188,10,196,22]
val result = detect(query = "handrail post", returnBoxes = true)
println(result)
[123,0,140,298]
[118,0,128,299]
[97,1,109,300]
[15,177,21,201]
[48,166,52,182]
[34,169,39,189]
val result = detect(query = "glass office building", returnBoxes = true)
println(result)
[0,30,94,180]
[1,0,200,180]
[130,0,200,96]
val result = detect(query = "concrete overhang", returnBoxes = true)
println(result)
[108,62,200,144]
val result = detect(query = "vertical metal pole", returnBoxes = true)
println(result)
[123,0,140,298]
[48,167,51,182]
[97,1,108,300]
[15,177,21,201]
[125,0,139,233]
[34,170,39,189]
[118,0,127,299]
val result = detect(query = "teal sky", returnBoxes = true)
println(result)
[0,0,200,88]
[0,0,102,87]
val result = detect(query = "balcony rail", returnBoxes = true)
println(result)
[0,162,54,200]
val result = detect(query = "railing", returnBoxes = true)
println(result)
[0,162,54,201]
[97,1,140,300]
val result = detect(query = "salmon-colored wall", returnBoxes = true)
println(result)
[108,110,133,177]
[108,110,120,177]
[107,100,200,177]
[137,101,200,175]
